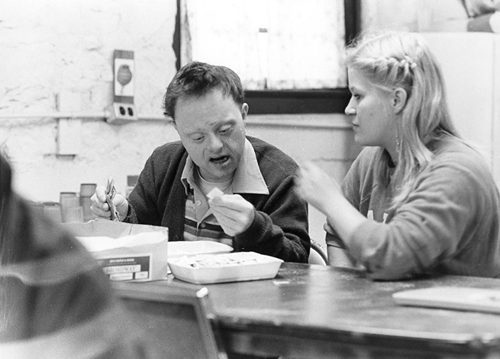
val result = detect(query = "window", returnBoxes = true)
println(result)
[174,0,361,114]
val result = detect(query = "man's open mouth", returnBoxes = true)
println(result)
[210,156,229,164]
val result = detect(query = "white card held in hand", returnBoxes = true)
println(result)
[207,187,224,201]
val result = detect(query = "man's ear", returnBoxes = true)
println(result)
[392,88,408,114]
[241,103,249,120]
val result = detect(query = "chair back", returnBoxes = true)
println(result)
[112,281,227,359]
[308,239,328,266]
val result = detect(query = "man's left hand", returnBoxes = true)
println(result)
[208,194,255,236]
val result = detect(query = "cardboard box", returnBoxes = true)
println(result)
[63,220,169,282]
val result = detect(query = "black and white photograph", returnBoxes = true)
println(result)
[1,1,500,358]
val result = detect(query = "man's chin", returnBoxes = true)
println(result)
[202,165,235,183]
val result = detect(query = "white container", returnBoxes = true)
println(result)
[167,241,233,260]
[168,251,283,284]
[65,221,169,282]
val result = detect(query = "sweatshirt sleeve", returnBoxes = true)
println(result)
[347,150,494,280]
[235,173,310,263]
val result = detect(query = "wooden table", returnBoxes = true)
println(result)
[127,263,500,358]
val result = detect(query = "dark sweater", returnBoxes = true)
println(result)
[125,136,310,263]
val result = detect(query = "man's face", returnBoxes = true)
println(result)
[174,89,248,183]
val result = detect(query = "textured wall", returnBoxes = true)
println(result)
[0,0,179,201]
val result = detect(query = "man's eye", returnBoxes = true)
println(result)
[191,135,204,141]
[219,126,232,135]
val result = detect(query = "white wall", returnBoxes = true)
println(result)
[360,0,470,32]
[0,0,179,201]
[422,32,500,185]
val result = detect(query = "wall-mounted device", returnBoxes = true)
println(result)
[107,49,138,124]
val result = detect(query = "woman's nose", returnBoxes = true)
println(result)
[345,108,356,116]
[345,100,356,116]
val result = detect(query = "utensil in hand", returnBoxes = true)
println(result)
[105,177,120,221]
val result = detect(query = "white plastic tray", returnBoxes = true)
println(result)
[168,251,283,284]
[167,240,233,259]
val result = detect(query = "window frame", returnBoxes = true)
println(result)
[173,0,361,114]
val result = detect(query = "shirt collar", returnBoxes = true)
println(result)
[181,138,269,195]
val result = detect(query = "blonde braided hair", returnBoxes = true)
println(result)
[346,31,461,209]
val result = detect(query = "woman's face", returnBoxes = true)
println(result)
[345,67,398,152]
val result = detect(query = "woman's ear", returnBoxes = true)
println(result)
[392,88,408,114]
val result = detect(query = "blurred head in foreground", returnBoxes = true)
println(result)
[0,154,146,358]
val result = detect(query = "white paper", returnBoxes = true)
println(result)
[207,187,224,200]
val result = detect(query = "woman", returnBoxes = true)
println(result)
[295,31,500,280]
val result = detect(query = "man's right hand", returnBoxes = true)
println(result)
[90,185,129,221]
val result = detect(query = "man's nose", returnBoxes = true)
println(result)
[207,133,224,150]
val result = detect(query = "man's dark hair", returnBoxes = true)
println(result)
[163,61,245,120]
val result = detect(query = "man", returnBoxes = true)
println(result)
[91,61,310,262]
